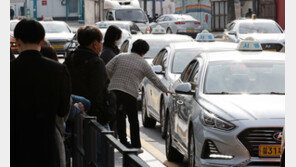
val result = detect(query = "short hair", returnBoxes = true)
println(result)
[131,39,150,55]
[77,25,103,47]
[40,46,58,62]
[14,19,45,44]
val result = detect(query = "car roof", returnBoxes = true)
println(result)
[234,18,277,24]
[131,34,193,42]
[96,21,133,25]
[169,41,237,51]
[201,50,285,62]
[39,21,68,25]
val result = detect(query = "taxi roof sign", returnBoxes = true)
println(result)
[151,25,166,34]
[195,30,215,42]
[237,37,263,51]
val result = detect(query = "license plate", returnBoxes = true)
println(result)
[259,145,281,157]
[52,45,64,49]
[264,49,277,52]
[186,29,194,32]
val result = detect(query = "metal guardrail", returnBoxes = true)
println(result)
[72,114,150,167]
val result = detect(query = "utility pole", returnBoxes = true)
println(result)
[152,0,156,18]
[33,0,37,19]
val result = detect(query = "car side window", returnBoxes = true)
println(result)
[160,51,168,69]
[131,24,140,32]
[181,60,197,82]
[153,49,165,65]
[227,22,235,31]
[188,61,200,83]
[156,16,165,23]
[163,16,171,21]
[120,40,129,53]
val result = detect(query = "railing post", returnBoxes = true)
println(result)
[83,116,97,167]
[73,114,84,167]
[101,131,115,167]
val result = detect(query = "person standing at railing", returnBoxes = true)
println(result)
[106,39,173,149]
[63,25,114,167]
[11,19,71,167]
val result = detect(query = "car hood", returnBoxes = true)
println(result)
[45,33,74,41]
[144,58,153,65]
[238,33,285,44]
[199,95,285,121]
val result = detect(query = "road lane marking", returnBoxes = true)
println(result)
[126,129,180,167]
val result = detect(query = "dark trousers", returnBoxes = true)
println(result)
[113,90,141,148]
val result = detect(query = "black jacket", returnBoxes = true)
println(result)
[64,46,111,124]
[100,46,120,64]
[11,50,71,167]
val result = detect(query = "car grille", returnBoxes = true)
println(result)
[261,43,283,52]
[238,128,283,157]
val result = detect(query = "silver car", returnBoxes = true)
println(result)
[141,41,237,138]
[40,21,75,56]
[166,51,285,166]
[95,20,142,34]
[223,18,285,51]
[150,14,202,38]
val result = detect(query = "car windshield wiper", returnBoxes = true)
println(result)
[269,92,285,95]
[206,92,231,94]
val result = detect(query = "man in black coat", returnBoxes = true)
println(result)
[11,19,71,167]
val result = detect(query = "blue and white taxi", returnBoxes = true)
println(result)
[141,31,237,138]
[166,38,285,167]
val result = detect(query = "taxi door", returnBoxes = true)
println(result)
[175,60,199,148]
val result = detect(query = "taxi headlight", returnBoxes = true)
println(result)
[200,109,235,131]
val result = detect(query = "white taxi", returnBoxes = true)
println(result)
[141,31,237,138]
[166,38,285,167]
[223,18,285,52]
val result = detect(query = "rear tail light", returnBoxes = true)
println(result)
[175,22,185,24]
[195,22,201,24]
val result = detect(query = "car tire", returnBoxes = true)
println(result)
[142,90,156,128]
[188,127,196,167]
[167,28,173,34]
[160,99,167,139]
[165,115,184,162]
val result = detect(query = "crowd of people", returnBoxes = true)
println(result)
[11,19,172,167]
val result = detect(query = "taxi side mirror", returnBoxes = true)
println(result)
[228,30,237,36]
[175,83,195,95]
[153,65,165,75]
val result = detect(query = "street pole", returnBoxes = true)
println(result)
[160,0,163,15]
[66,0,68,21]
[152,0,156,18]
[144,0,147,13]
[33,0,37,19]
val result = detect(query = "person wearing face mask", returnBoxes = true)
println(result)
[63,26,114,167]
[100,25,122,64]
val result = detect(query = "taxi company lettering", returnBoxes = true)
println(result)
[243,43,260,49]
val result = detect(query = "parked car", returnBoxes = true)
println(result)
[166,39,285,166]
[141,31,237,138]
[150,14,202,38]
[40,21,75,57]
[95,20,142,34]
[223,18,285,51]
[105,7,150,34]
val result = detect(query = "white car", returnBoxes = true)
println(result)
[141,31,237,138]
[150,14,202,38]
[166,38,285,166]
[95,20,142,35]
[223,18,285,52]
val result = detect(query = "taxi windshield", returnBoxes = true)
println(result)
[41,22,71,33]
[204,61,285,94]
[172,50,198,73]
[239,22,282,34]
[115,9,148,23]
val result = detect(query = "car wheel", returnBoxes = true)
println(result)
[165,115,184,162]
[160,99,167,139]
[167,28,173,34]
[142,91,156,128]
[188,128,196,167]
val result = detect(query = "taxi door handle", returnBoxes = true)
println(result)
[177,100,184,105]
